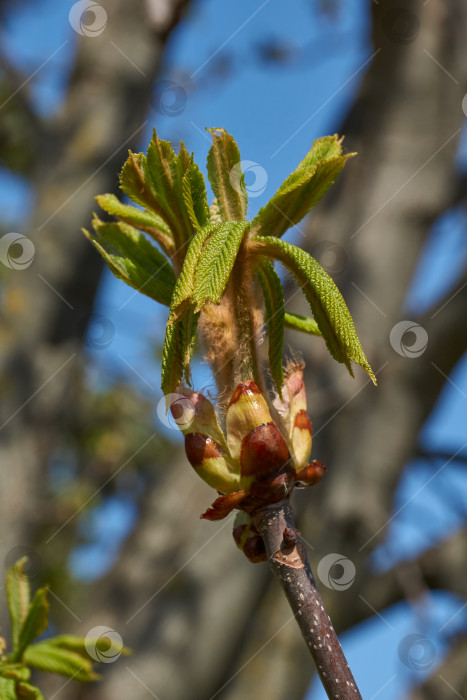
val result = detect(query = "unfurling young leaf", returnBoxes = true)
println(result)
[192,220,249,311]
[168,220,249,321]
[15,682,45,699]
[119,132,210,252]
[251,135,354,239]
[95,194,174,255]
[23,643,98,682]
[206,128,247,221]
[119,152,160,213]
[84,218,176,307]
[0,677,17,700]
[181,152,210,231]
[0,664,31,682]
[145,130,192,244]
[161,316,199,395]
[250,236,376,384]
[255,259,285,395]
[6,558,31,654]
[284,312,321,337]
[162,220,249,393]
[168,222,219,322]
[14,587,49,661]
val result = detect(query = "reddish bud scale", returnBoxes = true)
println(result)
[229,379,262,405]
[293,409,312,434]
[185,433,223,466]
[295,460,327,488]
[240,422,291,477]
[232,524,267,563]
[242,535,267,563]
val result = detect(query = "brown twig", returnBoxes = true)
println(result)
[251,499,362,700]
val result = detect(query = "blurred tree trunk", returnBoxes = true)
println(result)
[73,2,467,700]
[0,0,189,634]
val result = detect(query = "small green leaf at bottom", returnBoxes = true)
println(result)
[15,587,49,661]
[24,643,98,682]
[6,558,31,654]
[16,683,46,700]
[0,677,17,700]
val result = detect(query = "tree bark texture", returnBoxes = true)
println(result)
[252,501,362,700]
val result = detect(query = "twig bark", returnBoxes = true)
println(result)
[251,499,362,700]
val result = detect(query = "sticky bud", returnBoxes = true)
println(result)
[168,387,240,494]
[226,381,274,463]
[232,512,267,563]
[273,365,313,471]
[169,376,325,522]
[240,422,290,477]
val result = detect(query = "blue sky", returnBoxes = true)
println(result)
[1,1,466,698]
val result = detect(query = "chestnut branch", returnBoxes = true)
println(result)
[251,499,363,700]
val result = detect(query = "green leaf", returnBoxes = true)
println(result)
[251,135,354,239]
[161,320,185,395]
[119,151,160,213]
[16,683,45,700]
[255,259,284,395]
[84,218,176,307]
[164,219,250,391]
[206,128,247,221]
[181,309,199,385]
[0,664,31,682]
[181,156,210,231]
[15,587,49,661]
[284,312,321,336]
[168,222,219,322]
[42,635,88,652]
[0,677,17,700]
[95,194,174,254]
[6,558,30,654]
[162,306,201,394]
[250,237,376,383]
[23,643,98,682]
[46,634,131,658]
[145,130,191,244]
[193,221,250,311]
